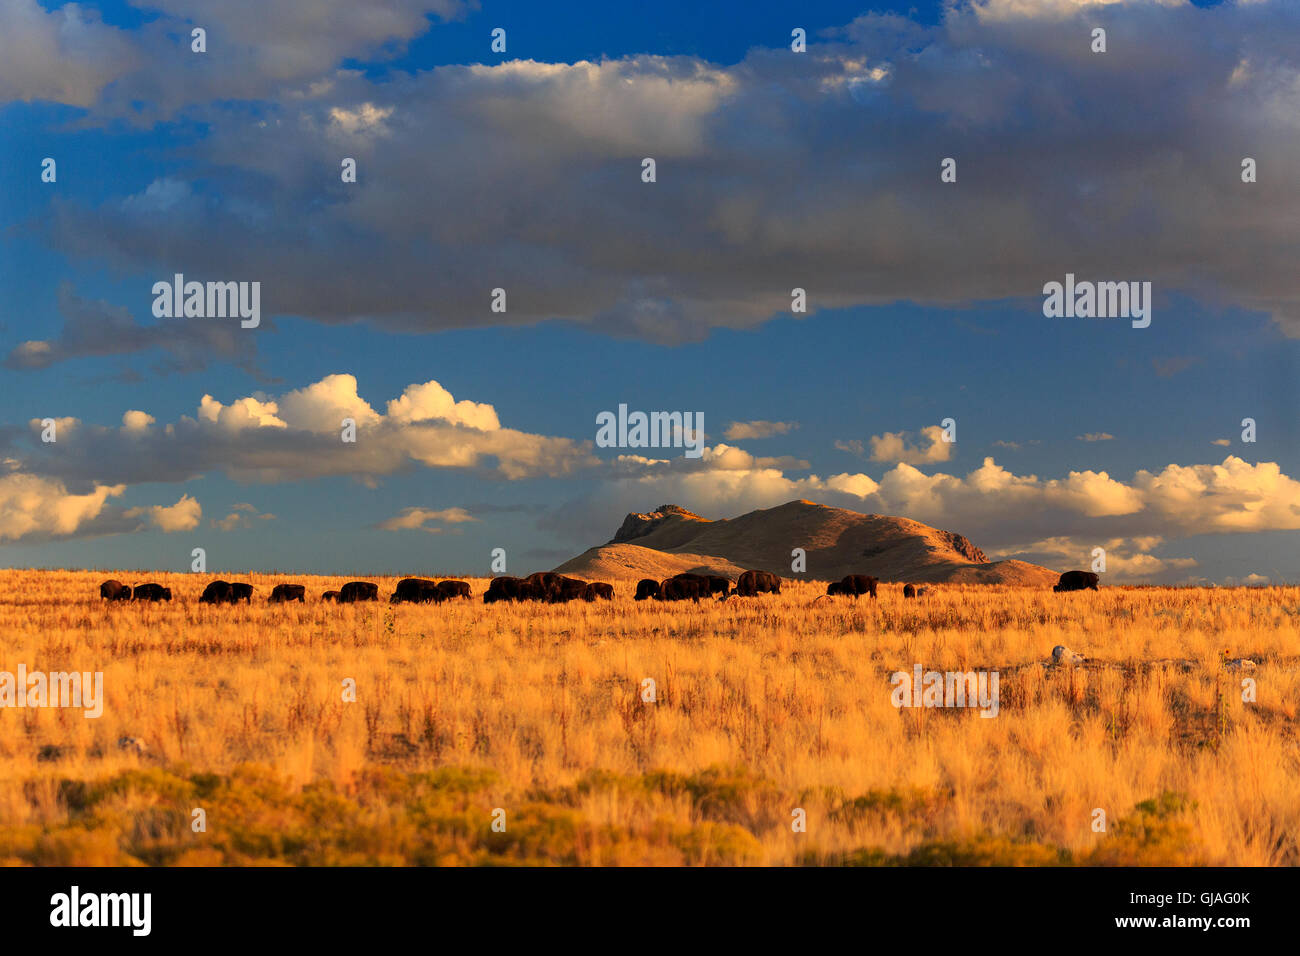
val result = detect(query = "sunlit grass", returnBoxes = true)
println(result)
[0,569,1296,865]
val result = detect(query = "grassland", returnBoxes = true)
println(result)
[1,568,1297,866]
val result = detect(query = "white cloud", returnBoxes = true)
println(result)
[125,494,201,533]
[869,427,953,464]
[377,506,478,532]
[0,474,125,541]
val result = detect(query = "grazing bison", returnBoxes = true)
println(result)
[903,583,916,598]
[583,582,614,602]
[132,583,171,602]
[100,580,132,601]
[704,575,731,597]
[525,572,563,595]
[635,578,661,601]
[733,569,781,597]
[229,583,254,603]
[1054,570,1100,593]
[199,580,234,604]
[436,579,472,601]
[483,576,539,603]
[841,575,878,598]
[828,575,877,598]
[269,583,306,603]
[322,590,340,602]
[390,577,441,604]
[548,576,589,603]
[657,577,702,602]
[338,581,379,603]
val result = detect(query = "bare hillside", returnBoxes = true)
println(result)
[554,500,1058,585]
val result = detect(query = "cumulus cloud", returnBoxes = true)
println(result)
[212,502,276,531]
[724,420,798,441]
[869,427,953,464]
[124,494,201,532]
[377,506,477,532]
[122,410,155,432]
[547,446,1300,557]
[38,1,1300,340]
[16,373,598,487]
[0,473,126,541]
[998,534,1198,582]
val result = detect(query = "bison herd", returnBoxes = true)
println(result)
[98,570,1101,605]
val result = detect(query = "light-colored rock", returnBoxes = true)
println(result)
[1051,645,1086,665]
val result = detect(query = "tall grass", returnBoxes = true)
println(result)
[1,569,1296,865]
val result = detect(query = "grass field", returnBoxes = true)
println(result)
[1,568,1297,866]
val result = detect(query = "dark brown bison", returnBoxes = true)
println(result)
[525,572,563,594]
[390,578,440,603]
[199,580,234,604]
[669,573,729,598]
[549,576,589,603]
[823,574,878,599]
[704,575,731,597]
[582,582,614,601]
[100,580,132,601]
[322,590,340,602]
[229,583,254,603]
[437,580,472,601]
[634,579,661,601]
[269,583,306,603]
[1054,570,1100,593]
[338,581,379,603]
[657,577,702,601]
[483,576,539,603]
[132,583,171,602]
[733,570,781,597]
[903,583,916,598]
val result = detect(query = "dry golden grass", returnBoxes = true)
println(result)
[1,569,1297,865]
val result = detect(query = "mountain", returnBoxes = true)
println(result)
[552,500,1058,585]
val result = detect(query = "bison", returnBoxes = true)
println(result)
[229,583,254,603]
[1053,570,1100,593]
[548,576,589,603]
[322,590,340,602]
[733,569,781,597]
[100,580,132,601]
[436,579,471,601]
[338,581,379,603]
[634,578,661,601]
[582,582,614,601]
[669,573,729,598]
[704,575,731,597]
[657,577,702,602]
[483,576,539,603]
[132,583,171,602]
[390,577,441,604]
[199,580,234,604]
[903,583,916,598]
[842,575,878,598]
[525,572,563,595]
[269,583,306,603]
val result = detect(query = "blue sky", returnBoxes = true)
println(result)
[1,0,1296,583]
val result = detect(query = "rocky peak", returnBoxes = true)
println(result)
[612,504,704,543]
